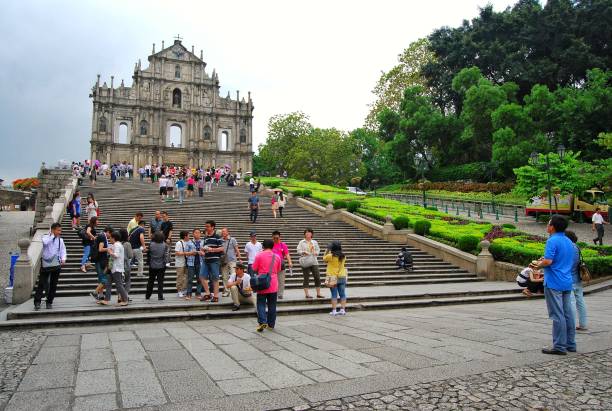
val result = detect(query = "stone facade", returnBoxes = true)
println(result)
[33,168,72,227]
[89,38,254,171]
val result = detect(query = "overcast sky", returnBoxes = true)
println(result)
[0,0,517,185]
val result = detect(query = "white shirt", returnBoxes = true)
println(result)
[592,213,604,225]
[159,177,168,187]
[112,242,125,273]
[244,241,262,264]
[175,240,187,267]
[228,272,251,290]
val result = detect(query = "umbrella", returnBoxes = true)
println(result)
[94,160,101,167]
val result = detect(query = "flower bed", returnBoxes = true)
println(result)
[263,178,612,277]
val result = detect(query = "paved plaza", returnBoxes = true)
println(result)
[1,290,611,410]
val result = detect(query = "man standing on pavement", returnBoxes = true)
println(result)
[248,190,260,223]
[244,231,262,275]
[127,212,143,233]
[220,227,243,297]
[149,210,163,237]
[199,220,225,302]
[160,211,173,267]
[592,207,608,245]
[34,223,67,310]
[536,215,577,355]
[128,220,146,277]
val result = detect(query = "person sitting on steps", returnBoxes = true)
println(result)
[396,247,413,271]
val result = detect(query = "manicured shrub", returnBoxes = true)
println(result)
[502,223,516,229]
[333,200,348,209]
[302,189,312,198]
[267,180,281,189]
[457,235,481,252]
[357,209,386,223]
[392,216,411,230]
[425,206,438,211]
[292,189,303,197]
[318,198,328,206]
[413,220,431,236]
[427,162,490,183]
[346,200,361,213]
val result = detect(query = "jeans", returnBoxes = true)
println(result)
[95,260,110,293]
[106,271,129,302]
[250,208,258,223]
[132,248,144,276]
[198,187,204,197]
[330,277,347,300]
[178,188,185,204]
[256,292,277,327]
[34,266,61,304]
[186,266,197,296]
[570,284,588,328]
[544,287,576,352]
[81,245,91,266]
[147,267,166,299]
[593,224,604,245]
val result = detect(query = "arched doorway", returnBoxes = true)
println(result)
[169,124,182,147]
[118,123,128,144]
[220,130,229,151]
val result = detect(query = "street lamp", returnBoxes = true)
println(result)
[415,154,429,208]
[530,143,566,217]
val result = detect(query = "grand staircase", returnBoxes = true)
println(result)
[2,178,526,328]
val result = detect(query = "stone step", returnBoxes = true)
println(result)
[1,292,526,329]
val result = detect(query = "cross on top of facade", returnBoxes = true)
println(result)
[174,34,183,42]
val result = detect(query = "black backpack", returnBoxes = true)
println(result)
[78,225,90,241]
[90,235,103,262]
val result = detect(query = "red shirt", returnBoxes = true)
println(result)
[272,242,289,259]
[252,250,282,294]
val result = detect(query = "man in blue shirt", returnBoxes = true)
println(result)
[536,215,577,355]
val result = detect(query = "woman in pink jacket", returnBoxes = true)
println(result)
[252,239,282,332]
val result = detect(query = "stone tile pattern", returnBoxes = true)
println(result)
[0,330,44,409]
[284,349,612,411]
[2,291,612,410]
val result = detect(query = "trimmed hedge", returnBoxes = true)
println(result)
[425,206,438,211]
[292,189,304,197]
[457,235,481,252]
[302,189,312,198]
[502,223,516,229]
[333,200,348,209]
[347,200,361,213]
[427,162,490,182]
[392,216,411,230]
[267,180,282,189]
[414,220,431,236]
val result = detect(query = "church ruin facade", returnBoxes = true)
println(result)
[89,37,254,171]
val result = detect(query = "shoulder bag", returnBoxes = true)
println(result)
[220,237,231,265]
[578,249,592,283]
[298,241,317,268]
[250,254,276,292]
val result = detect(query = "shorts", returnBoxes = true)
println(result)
[159,187,167,195]
[199,260,220,281]
[167,187,174,192]
[71,212,81,218]
[187,184,194,191]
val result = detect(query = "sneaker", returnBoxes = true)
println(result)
[177,292,185,298]
[541,347,567,355]
[256,323,268,332]
[337,309,346,316]
[232,305,240,311]
[329,310,337,316]
[90,291,99,301]
[34,302,41,311]
[166,263,171,267]
[46,302,53,309]
[222,291,230,297]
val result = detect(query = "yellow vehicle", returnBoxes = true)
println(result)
[525,189,608,221]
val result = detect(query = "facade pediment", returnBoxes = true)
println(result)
[153,41,203,63]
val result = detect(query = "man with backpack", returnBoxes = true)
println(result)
[34,223,67,310]
[90,226,113,302]
[129,220,146,277]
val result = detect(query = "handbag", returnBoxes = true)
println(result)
[250,254,276,291]
[299,254,317,268]
[220,237,231,265]
[578,249,592,282]
[324,275,338,288]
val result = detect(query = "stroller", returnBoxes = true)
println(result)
[396,247,413,271]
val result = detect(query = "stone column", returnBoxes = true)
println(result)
[382,215,395,239]
[12,239,32,304]
[477,240,495,280]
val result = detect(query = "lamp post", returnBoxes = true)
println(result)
[415,152,429,208]
[530,143,566,217]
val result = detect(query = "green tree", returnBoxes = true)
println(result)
[513,151,597,200]
[285,128,365,185]
[350,128,401,187]
[257,112,312,174]
[365,38,434,130]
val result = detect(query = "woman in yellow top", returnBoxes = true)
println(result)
[323,240,348,316]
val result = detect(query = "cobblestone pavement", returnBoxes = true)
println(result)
[284,349,612,411]
[1,290,611,411]
[0,330,45,409]
[0,211,34,305]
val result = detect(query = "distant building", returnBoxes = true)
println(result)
[89,37,254,170]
